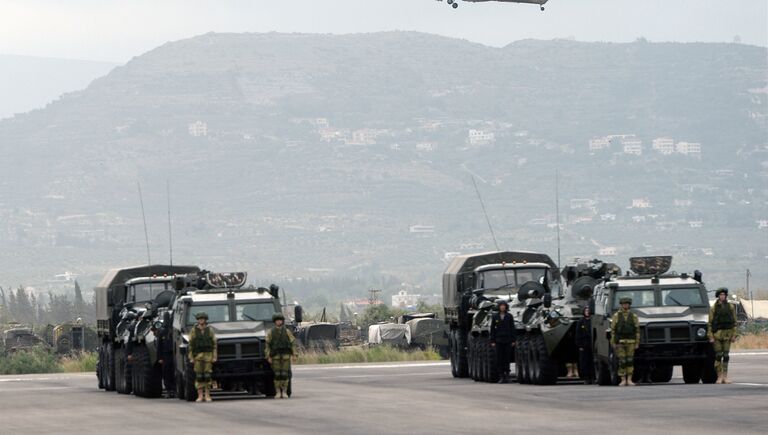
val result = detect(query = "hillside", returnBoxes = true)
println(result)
[0,54,117,120]
[0,32,766,298]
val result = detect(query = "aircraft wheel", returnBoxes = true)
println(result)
[453,3,458,8]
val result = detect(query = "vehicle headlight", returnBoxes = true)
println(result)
[548,311,560,320]
[696,328,706,338]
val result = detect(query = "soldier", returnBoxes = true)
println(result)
[611,297,640,386]
[489,299,516,384]
[575,306,593,384]
[708,288,738,384]
[155,322,175,398]
[188,312,217,402]
[266,313,296,398]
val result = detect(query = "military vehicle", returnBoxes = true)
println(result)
[52,321,98,354]
[3,326,49,353]
[295,322,340,352]
[170,274,283,401]
[442,251,560,383]
[591,256,716,385]
[406,317,449,356]
[513,258,619,385]
[94,264,201,392]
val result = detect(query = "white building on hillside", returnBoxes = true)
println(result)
[676,141,702,156]
[589,137,610,151]
[622,137,643,155]
[188,121,208,137]
[652,137,675,155]
[468,130,495,146]
[392,290,421,309]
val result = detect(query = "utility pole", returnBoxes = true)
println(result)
[747,269,753,321]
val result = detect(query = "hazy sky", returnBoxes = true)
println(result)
[1,0,766,62]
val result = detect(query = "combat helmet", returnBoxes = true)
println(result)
[715,287,729,297]
[272,313,285,322]
[619,297,632,305]
[195,312,209,320]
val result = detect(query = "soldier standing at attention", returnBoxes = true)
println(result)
[575,305,594,384]
[266,313,296,398]
[708,288,738,384]
[489,300,516,384]
[188,312,217,402]
[611,297,640,386]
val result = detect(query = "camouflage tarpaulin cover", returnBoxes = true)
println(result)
[368,323,410,346]
[629,256,672,275]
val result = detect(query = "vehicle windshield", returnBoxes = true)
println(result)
[613,289,656,309]
[660,287,706,306]
[130,282,170,302]
[235,302,277,322]
[478,268,547,294]
[187,304,230,325]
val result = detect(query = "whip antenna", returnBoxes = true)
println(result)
[167,180,173,267]
[555,170,561,268]
[137,182,151,265]
[470,175,509,287]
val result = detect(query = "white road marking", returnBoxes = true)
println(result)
[733,383,768,387]
[730,352,768,356]
[309,371,447,380]
[294,362,450,372]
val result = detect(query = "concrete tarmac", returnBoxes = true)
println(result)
[0,351,766,435]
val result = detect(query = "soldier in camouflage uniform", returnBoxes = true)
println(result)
[266,313,296,399]
[188,312,217,402]
[708,288,738,384]
[611,297,640,386]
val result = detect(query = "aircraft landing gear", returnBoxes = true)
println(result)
[446,0,458,8]
[541,6,545,11]
[454,2,459,7]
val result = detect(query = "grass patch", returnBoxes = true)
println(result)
[0,346,61,375]
[733,332,768,350]
[60,351,98,373]
[296,345,442,365]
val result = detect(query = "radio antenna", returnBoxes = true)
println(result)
[137,182,151,265]
[555,170,561,268]
[167,180,173,267]
[471,175,509,287]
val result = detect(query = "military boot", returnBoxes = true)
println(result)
[722,374,732,384]
[716,373,724,384]
[204,389,212,402]
[196,388,204,402]
[626,378,636,386]
[619,377,627,386]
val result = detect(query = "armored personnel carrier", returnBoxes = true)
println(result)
[590,256,716,385]
[514,259,620,385]
[442,251,559,383]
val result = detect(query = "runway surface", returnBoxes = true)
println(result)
[1,351,766,434]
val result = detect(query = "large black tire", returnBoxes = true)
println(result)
[114,347,132,394]
[650,364,674,383]
[175,370,186,400]
[479,338,488,382]
[516,336,530,384]
[466,335,474,380]
[184,364,197,402]
[97,346,105,389]
[682,363,702,384]
[449,330,469,378]
[701,347,718,384]
[133,346,163,398]
[608,346,621,386]
[486,339,500,383]
[104,343,116,391]
[530,334,558,385]
[595,355,612,386]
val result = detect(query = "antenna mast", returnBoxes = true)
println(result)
[137,182,151,265]
[471,175,501,252]
[167,180,173,267]
[555,170,561,268]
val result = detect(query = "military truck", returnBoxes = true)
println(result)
[591,256,716,385]
[52,321,98,354]
[170,274,283,400]
[3,326,49,354]
[295,322,340,352]
[443,251,560,383]
[94,265,201,392]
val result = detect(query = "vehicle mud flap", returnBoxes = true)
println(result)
[486,338,500,383]
[96,347,104,389]
[184,363,197,401]
[608,345,621,386]
[595,352,611,386]
[175,370,186,400]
